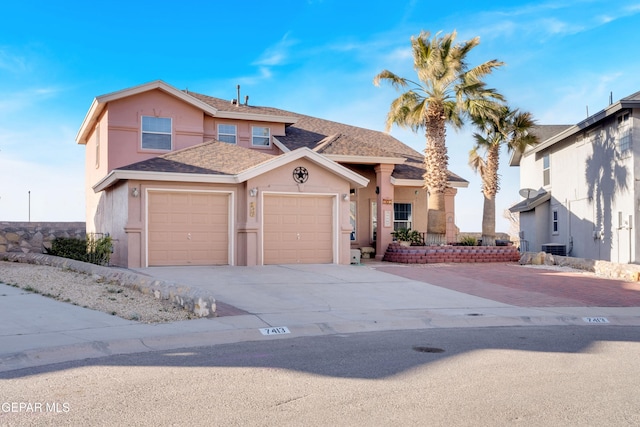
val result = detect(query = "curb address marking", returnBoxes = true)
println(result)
[260,326,291,336]
[582,317,609,324]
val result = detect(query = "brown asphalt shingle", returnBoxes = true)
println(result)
[185,90,466,183]
[119,140,275,175]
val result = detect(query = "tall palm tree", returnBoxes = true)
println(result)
[374,30,504,243]
[469,106,538,245]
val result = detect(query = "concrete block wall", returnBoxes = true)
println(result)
[0,222,86,254]
[383,244,521,264]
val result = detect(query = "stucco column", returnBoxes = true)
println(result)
[445,187,458,244]
[374,164,395,261]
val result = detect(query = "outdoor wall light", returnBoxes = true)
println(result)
[131,187,139,198]
[343,193,349,201]
[249,187,258,197]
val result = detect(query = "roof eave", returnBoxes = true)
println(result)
[391,177,469,188]
[324,154,406,165]
[92,170,236,193]
[214,111,298,124]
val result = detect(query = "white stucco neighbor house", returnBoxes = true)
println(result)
[509,91,640,263]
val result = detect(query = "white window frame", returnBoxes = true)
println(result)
[617,112,631,154]
[542,153,550,187]
[350,201,356,241]
[552,208,559,235]
[393,202,412,231]
[218,124,237,144]
[141,116,172,151]
[252,126,271,147]
[371,201,377,242]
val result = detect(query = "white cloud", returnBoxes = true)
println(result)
[0,48,29,74]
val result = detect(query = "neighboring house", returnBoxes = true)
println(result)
[76,80,468,268]
[510,91,640,263]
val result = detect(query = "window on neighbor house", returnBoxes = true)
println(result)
[350,201,356,241]
[543,153,550,186]
[617,112,631,153]
[393,203,412,231]
[95,123,100,168]
[141,116,172,150]
[218,124,237,144]
[552,208,559,235]
[252,126,271,146]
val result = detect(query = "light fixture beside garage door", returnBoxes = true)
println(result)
[293,166,309,184]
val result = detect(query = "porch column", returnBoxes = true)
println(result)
[445,187,458,244]
[374,164,395,261]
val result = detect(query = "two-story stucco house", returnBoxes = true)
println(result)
[510,91,640,263]
[76,80,468,268]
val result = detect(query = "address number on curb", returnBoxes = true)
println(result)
[260,326,291,336]
[582,317,610,324]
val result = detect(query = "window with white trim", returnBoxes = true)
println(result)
[552,208,559,235]
[218,124,237,144]
[141,116,172,150]
[542,153,550,187]
[617,112,631,154]
[371,201,377,242]
[393,203,412,231]
[252,126,271,146]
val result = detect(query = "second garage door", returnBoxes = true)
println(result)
[263,195,334,264]
[148,191,230,266]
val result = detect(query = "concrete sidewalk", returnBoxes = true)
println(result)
[2,262,639,373]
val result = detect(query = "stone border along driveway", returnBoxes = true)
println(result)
[0,253,217,318]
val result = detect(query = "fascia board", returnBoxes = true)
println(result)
[213,110,298,124]
[237,147,369,187]
[324,154,406,165]
[93,170,236,193]
[391,177,469,188]
[271,137,290,153]
[76,98,102,144]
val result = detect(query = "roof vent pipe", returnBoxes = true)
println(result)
[245,95,249,106]
[236,85,240,107]
[609,91,613,105]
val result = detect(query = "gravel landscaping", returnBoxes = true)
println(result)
[0,261,196,323]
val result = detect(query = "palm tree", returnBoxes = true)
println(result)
[374,30,504,243]
[469,106,538,245]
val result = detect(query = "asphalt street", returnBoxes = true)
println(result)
[1,326,639,426]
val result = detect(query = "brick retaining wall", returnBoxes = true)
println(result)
[383,244,521,264]
[0,222,86,254]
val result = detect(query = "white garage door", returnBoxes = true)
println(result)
[148,191,230,266]
[263,195,334,264]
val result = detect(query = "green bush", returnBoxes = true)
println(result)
[392,228,423,244]
[458,236,477,246]
[46,234,113,266]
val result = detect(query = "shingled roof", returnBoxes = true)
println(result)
[119,140,275,175]
[185,90,466,184]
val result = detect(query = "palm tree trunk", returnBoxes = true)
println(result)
[481,144,500,245]
[424,103,449,243]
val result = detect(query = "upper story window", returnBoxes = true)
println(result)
[543,153,550,187]
[218,124,237,144]
[617,112,631,153]
[252,126,271,146]
[142,116,172,150]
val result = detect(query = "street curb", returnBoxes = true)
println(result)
[0,253,217,318]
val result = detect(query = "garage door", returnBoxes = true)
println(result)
[263,195,334,264]
[148,191,230,266]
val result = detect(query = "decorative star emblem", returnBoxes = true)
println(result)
[293,166,309,183]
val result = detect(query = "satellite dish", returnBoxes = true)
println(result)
[519,188,538,199]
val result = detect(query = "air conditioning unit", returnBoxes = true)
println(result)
[541,243,566,256]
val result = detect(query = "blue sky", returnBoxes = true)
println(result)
[1,0,639,233]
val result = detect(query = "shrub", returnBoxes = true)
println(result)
[392,228,423,244]
[46,234,113,266]
[458,236,477,246]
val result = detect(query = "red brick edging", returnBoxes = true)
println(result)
[383,244,520,264]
